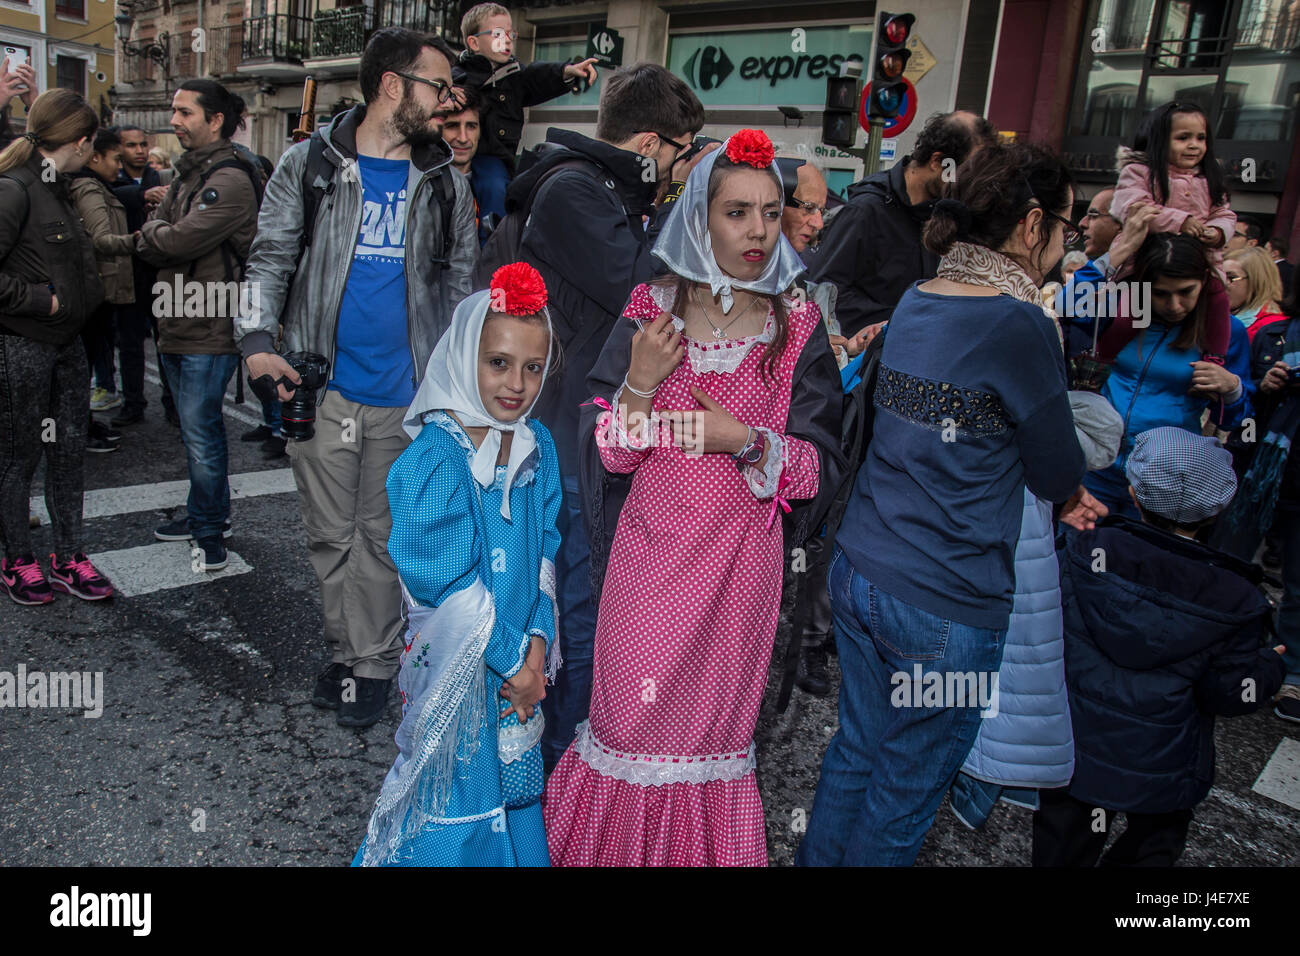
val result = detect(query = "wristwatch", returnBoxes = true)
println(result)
[733,427,765,469]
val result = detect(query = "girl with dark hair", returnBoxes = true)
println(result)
[544,129,844,865]
[0,89,115,604]
[1106,102,1237,365]
[1083,233,1250,516]
[797,141,1092,866]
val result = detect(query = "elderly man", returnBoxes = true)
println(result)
[1082,187,1122,260]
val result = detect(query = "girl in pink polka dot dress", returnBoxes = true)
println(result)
[542,130,845,865]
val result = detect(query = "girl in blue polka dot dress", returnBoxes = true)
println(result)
[353,262,562,867]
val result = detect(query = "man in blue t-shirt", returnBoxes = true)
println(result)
[238,28,478,729]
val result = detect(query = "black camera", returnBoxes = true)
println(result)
[280,351,330,441]
[677,135,722,168]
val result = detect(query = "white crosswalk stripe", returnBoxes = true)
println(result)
[88,542,253,597]
[30,468,295,525]
[1252,736,1300,812]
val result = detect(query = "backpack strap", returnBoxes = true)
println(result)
[0,168,34,236]
[299,131,333,251]
[181,157,262,282]
[429,165,456,277]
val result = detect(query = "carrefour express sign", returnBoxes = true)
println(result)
[668,25,873,107]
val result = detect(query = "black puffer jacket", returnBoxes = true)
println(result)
[512,127,660,472]
[0,151,104,344]
[1061,516,1284,814]
[805,158,937,337]
[453,51,576,171]
[1244,315,1300,509]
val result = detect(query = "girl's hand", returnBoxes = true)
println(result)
[564,58,599,86]
[661,387,750,456]
[1188,361,1239,396]
[500,637,547,725]
[1260,360,1290,394]
[627,311,684,394]
[1180,215,1206,239]
[1200,226,1225,247]
[1060,486,1108,531]
[830,323,884,359]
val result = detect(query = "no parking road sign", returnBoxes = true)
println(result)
[860,77,918,137]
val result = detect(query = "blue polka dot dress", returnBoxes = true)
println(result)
[352,412,562,867]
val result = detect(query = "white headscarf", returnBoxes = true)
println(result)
[403,289,552,520]
[651,135,806,313]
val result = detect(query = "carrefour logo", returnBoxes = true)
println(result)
[683,44,863,90]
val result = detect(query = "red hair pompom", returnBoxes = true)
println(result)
[725,129,775,169]
[489,262,548,316]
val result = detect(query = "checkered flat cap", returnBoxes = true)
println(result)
[1124,426,1237,524]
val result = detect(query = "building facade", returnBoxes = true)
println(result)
[2,0,118,131]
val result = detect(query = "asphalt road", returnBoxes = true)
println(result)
[2,372,1297,867]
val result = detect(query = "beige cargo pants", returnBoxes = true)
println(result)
[287,389,412,680]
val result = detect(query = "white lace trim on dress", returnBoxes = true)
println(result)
[642,283,776,375]
[498,709,545,764]
[573,719,757,787]
[742,427,785,499]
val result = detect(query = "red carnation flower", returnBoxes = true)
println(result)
[489,261,548,316]
[725,129,775,169]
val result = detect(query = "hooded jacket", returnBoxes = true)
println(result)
[236,105,478,392]
[805,158,938,337]
[68,170,135,305]
[511,127,661,472]
[0,151,104,344]
[453,51,575,172]
[1109,146,1235,243]
[134,138,260,354]
[1060,517,1284,813]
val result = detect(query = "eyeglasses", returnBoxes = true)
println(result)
[1042,209,1083,245]
[474,28,518,41]
[1083,208,1120,224]
[634,130,690,156]
[789,196,828,218]
[1225,273,1247,284]
[393,71,455,104]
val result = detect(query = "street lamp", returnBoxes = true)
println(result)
[115,8,170,74]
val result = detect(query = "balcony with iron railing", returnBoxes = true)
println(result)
[117,24,246,87]
[239,12,312,78]
[306,0,462,65]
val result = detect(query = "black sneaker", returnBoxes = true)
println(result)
[261,436,287,459]
[1275,685,1300,724]
[796,638,832,697]
[155,518,232,541]
[241,424,272,442]
[194,536,227,571]
[337,676,391,728]
[88,419,123,443]
[312,662,353,710]
[86,435,118,453]
[110,407,145,427]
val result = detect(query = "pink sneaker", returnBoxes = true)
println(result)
[48,552,115,601]
[1,555,54,605]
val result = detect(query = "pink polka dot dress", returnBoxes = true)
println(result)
[543,282,823,866]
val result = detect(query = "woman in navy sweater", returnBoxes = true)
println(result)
[799,143,1094,866]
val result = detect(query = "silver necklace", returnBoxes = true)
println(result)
[693,287,761,339]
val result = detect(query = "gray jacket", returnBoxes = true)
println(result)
[236,105,476,388]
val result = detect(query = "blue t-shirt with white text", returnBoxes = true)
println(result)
[330,155,416,407]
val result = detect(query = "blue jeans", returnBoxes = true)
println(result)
[797,548,1005,866]
[161,353,238,541]
[260,397,283,436]
[471,155,509,223]
[1274,509,1300,685]
[540,476,599,771]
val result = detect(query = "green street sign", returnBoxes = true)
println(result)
[587,24,624,67]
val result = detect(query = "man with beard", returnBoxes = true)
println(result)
[237,28,477,728]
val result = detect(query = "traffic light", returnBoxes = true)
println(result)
[822,73,859,149]
[869,11,914,120]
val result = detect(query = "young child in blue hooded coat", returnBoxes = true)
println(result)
[353,262,562,867]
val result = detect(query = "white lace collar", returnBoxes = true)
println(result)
[645,283,777,374]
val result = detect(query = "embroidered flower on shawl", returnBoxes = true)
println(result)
[725,129,775,169]
[490,262,548,315]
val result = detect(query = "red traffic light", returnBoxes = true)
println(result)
[883,13,914,45]
[880,51,909,78]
